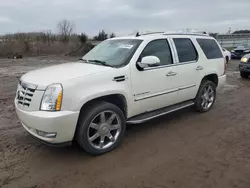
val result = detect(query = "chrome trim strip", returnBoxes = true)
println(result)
[134,85,196,101]
[134,91,150,96]
[179,84,196,90]
[19,79,38,90]
[134,88,178,101]
[143,64,175,70]
[127,102,195,124]
[142,60,198,71]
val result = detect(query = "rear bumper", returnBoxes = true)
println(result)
[239,63,250,72]
[15,100,79,144]
[218,75,226,90]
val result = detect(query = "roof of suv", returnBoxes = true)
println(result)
[110,32,213,41]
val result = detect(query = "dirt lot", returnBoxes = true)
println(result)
[1,57,250,188]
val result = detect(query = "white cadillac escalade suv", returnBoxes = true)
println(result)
[15,32,226,155]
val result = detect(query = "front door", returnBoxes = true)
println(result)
[130,39,179,116]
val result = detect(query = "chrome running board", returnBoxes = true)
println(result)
[127,100,194,124]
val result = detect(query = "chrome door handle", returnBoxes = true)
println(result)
[196,66,204,70]
[166,71,177,76]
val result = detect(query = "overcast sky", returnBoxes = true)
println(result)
[0,0,250,36]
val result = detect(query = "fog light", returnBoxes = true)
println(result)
[36,130,57,138]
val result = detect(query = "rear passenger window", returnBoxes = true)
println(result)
[173,38,198,63]
[197,39,223,59]
[140,39,173,66]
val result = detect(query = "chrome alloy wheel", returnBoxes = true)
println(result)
[87,111,121,150]
[201,85,215,110]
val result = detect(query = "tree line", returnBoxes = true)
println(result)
[0,19,116,57]
[0,19,116,45]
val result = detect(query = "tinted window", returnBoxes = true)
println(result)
[173,38,198,63]
[197,39,223,59]
[140,39,173,65]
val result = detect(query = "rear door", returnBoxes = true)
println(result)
[170,37,201,102]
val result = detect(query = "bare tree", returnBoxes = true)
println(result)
[94,30,108,41]
[78,33,88,45]
[57,19,74,44]
[109,33,116,38]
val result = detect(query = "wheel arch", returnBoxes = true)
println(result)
[78,94,128,118]
[201,73,219,87]
[73,93,128,142]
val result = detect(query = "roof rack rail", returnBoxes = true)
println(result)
[134,31,210,37]
[163,31,209,36]
[135,31,165,37]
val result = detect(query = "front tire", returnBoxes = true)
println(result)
[195,80,216,112]
[240,71,249,79]
[76,101,126,156]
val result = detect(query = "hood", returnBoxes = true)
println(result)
[234,46,249,50]
[21,62,112,89]
[243,53,250,59]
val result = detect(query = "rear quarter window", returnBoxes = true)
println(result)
[196,38,223,59]
[173,38,198,63]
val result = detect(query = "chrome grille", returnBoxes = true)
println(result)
[16,80,37,107]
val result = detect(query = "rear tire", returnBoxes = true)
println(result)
[226,56,229,65]
[195,80,216,113]
[76,101,126,156]
[240,71,249,79]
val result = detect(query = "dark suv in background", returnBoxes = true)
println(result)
[231,42,250,59]
[239,54,250,78]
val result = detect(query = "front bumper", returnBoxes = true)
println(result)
[15,100,79,144]
[239,62,250,72]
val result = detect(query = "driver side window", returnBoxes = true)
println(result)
[139,39,173,66]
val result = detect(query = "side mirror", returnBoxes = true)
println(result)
[138,56,161,68]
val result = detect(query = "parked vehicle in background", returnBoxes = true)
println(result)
[15,31,226,155]
[222,48,231,64]
[231,42,250,59]
[239,54,250,78]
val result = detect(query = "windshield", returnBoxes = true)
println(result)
[82,39,142,67]
[238,43,250,48]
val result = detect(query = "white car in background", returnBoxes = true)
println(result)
[222,48,231,63]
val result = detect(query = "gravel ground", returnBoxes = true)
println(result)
[1,57,250,188]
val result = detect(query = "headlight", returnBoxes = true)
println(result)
[244,50,250,53]
[231,50,235,53]
[40,84,63,111]
[241,57,249,63]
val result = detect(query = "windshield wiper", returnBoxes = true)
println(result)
[79,58,88,62]
[88,59,112,67]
